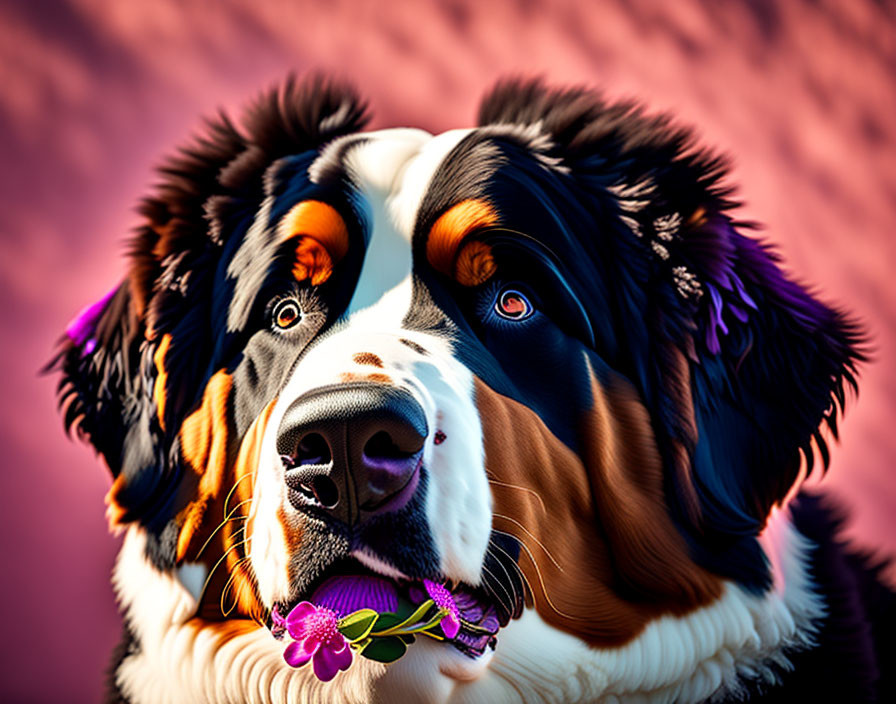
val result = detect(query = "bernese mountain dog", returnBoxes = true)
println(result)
[51,75,894,703]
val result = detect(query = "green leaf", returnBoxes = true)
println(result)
[402,610,447,635]
[360,636,407,663]
[397,633,416,645]
[351,637,372,651]
[370,600,436,636]
[338,609,379,642]
[371,612,405,631]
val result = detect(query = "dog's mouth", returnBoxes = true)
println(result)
[270,557,502,659]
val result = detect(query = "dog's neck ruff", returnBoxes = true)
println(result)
[112,509,822,703]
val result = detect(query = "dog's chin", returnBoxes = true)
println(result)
[270,554,504,660]
[376,634,497,696]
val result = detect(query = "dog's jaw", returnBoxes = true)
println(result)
[113,507,823,703]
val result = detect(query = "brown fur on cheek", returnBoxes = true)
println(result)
[475,374,721,646]
[174,375,274,624]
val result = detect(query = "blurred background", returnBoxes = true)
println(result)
[1,1,894,701]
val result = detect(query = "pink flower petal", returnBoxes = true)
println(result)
[313,641,353,682]
[285,601,318,639]
[283,638,318,668]
[441,612,460,639]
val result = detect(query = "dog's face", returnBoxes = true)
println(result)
[54,77,861,697]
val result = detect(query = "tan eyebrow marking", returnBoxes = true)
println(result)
[278,200,350,285]
[353,352,384,368]
[455,240,497,287]
[426,198,499,281]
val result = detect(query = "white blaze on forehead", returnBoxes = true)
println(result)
[250,126,492,594]
[340,127,475,320]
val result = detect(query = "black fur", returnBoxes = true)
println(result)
[720,492,895,702]
[475,78,866,590]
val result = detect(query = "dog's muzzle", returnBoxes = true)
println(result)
[277,383,428,526]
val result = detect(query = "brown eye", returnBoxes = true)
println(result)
[273,299,302,330]
[495,288,534,321]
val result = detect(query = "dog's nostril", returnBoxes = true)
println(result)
[295,432,331,466]
[292,475,339,509]
[363,430,413,461]
[309,476,339,508]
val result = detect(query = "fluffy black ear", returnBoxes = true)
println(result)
[480,79,866,588]
[52,281,144,475]
[50,277,186,541]
[50,74,369,539]
[672,211,864,580]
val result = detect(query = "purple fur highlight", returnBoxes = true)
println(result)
[65,285,117,350]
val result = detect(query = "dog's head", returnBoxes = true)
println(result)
[53,75,862,689]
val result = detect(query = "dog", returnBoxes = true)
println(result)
[52,75,894,703]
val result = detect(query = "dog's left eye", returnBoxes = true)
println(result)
[494,288,534,321]
[272,299,302,330]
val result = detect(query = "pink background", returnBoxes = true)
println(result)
[1,1,894,701]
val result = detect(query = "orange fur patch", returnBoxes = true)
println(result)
[454,239,497,286]
[177,371,233,561]
[278,200,349,285]
[426,199,499,279]
[292,237,334,286]
[152,333,172,431]
[217,401,274,623]
[104,474,128,531]
[234,401,275,559]
[183,399,275,624]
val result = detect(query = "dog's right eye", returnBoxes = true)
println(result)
[494,288,534,321]
[272,299,302,330]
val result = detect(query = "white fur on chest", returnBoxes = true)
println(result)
[113,509,821,704]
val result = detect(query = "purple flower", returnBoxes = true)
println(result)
[423,579,460,639]
[311,575,398,617]
[282,602,353,682]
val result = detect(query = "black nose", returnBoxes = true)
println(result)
[276,383,428,525]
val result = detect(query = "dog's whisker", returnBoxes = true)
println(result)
[485,541,522,607]
[220,555,253,617]
[486,476,547,515]
[484,545,519,610]
[492,513,564,571]
[494,529,588,623]
[479,559,515,619]
[197,537,250,605]
[193,501,252,561]
[487,540,535,608]
[223,472,254,517]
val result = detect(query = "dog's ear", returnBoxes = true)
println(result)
[50,279,175,529]
[51,75,369,538]
[656,210,864,584]
[53,281,143,474]
[480,79,865,587]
